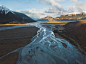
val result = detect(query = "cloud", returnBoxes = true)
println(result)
[37,0,66,12]
[15,9,21,12]
[15,0,86,19]
[17,8,47,19]
[24,8,49,19]
[71,0,78,2]
[35,0,67,18]
[25,8,47,14]
[69,0,86,13]
[14,0,67,19]
[36,0,68,16]
[15,8,62,19]
[37,0,86,14]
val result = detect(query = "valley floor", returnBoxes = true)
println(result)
[0,24,26,26]
[0,26,38,64]
[0,22,86,64]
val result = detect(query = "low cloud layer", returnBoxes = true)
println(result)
[19,9,60,19]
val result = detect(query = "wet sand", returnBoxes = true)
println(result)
[0,26,38,64]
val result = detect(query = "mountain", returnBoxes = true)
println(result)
[54,13,86,21]
[40,13,86,22]
[43,16,53,19]
[36,19,49,22]
[0,5,36,24]
[37,16,56,22]
[36,16,51,22]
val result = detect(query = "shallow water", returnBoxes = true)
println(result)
[0,23,35,31]
[15,23,86,64]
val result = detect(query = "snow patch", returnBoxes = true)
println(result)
[0,5,14,14]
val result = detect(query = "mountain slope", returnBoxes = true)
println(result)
[62,20,86,52]
[0,5,36,24]
[40,13,86,22]
[37,16,57,22]
[54,13,86,21]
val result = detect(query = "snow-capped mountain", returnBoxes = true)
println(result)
[0,5,36,24]
[0,5,14,15]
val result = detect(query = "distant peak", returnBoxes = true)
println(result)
[41,16,53,19]
[0,5,14,15]
[46,16,52,18]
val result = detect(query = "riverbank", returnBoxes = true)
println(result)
[54,31,86,55]
[54,21,86,55]
[0,26,38,64]
[0,24,26,26]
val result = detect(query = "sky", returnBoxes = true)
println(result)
[0,0,86,19]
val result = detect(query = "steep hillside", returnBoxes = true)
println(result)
[0,5,36,24]
[62,20,86,52]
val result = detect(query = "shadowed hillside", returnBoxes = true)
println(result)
[62,20,86,52]
[0,12,36,24]
[0,5,36,24]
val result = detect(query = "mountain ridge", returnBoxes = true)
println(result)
[0,5,14,15]
[0,5,36,24]
[40,13,86,22]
